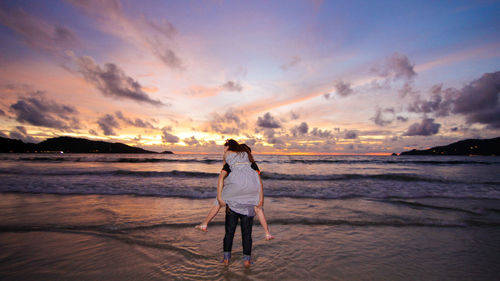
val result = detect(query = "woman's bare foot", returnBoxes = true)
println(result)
[223,259,230,266]
[244,260,251,268]
[195,224,207,232]
[265,233,274,240]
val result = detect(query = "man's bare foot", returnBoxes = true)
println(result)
[195,224,207,232]
[244,260,251,268]
[223,259,230,266]
[265,233,274,240]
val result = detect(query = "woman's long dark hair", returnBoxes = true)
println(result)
[224,139,255,163]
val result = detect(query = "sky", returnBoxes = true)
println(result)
[0,0,499,154]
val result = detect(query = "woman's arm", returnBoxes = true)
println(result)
[257,174,264,207]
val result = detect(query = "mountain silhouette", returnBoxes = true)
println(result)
[0,136,167,153]
[400,137,500,156]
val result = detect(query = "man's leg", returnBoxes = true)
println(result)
[240,213,254,263]
[223,207,238,262]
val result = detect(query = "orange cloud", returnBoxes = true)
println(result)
[187,85,222,98]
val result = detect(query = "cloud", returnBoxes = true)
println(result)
[281,56,301,71]
[115,111,156,129]
[398,82,418,97]
[404,118,441,136]
[97,114,119,135]
[209,108,247,135]
[76,56,164,106]
[371,107,394,127]
[183,136,199,146]
[0,109,5,116]
[290,111,300,120]
[256,128,275,139]
[407,71,500,128]
[373,53,416,80]
[161,128,179,143]
[187,81,243,98]
[10,91,80,130]
[156,49,183,70]
[9,126,37,143]
[257,112,281,128]
[291,122,308,136]
[68,0,183,70]
[0,4,79,53]
[221,81,243,92]
[244,138,257,146]
[452,71,500,128]
[334,81,354,97]
[344,130,358,139]
[408,86,454,117]
[310,127,332,138]
[267,137,285,148]
[396,115,408,122]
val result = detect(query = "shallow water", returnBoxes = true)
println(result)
[1,194,500,280]
[1,154,500,280]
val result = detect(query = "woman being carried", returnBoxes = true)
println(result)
[196,140,274,241]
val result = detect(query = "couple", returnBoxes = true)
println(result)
[196,139,273,267]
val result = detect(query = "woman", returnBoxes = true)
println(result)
[196,142,274,241]
[196,139,273,267]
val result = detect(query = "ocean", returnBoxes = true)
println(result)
[1,153,500,280]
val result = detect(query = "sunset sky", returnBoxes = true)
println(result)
[0,0,499,154]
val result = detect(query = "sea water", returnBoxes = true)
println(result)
[0,153,499,280]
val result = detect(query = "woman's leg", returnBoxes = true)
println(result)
[254,206,274,240]
[223,207,238,265]
[240,213,254,267]
[199,204,221,230]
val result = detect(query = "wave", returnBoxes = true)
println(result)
[261,172,456,183]
[3,218,500,236]
[1,156,497,166]
[0,168,220,178]
[0,167,469,183]
[2,167,498,185]
[11,156,222,164]
[371,199,482,215]
[284,159,495,165]
[3,189,500,201]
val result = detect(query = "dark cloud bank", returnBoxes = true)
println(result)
[77,56,164,106]
[10,92,80,130]
[408,71,500,130]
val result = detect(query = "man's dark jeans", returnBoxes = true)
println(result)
[223,207,254,258]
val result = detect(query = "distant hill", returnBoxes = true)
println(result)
[400,137,500,156]
[0,136,167,154]
[0,137,36,153]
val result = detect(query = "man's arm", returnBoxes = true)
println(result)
[217,170,228,206]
